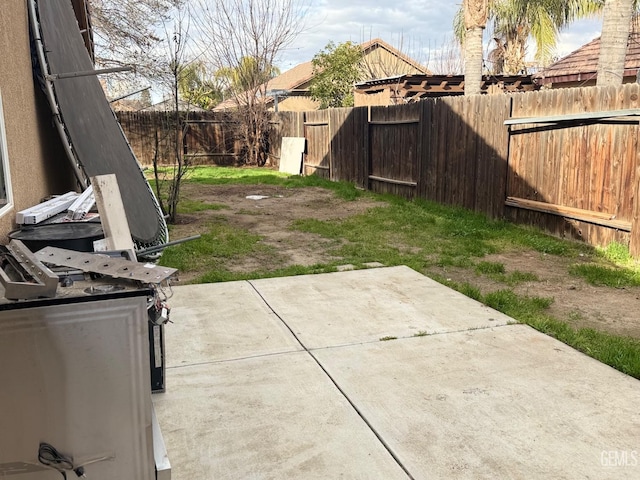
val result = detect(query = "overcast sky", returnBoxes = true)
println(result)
[275,1,604,72]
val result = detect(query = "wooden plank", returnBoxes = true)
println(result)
[184,153,241,157]
[493,95,511,218]
[369,119,420,125]
[364,106,371,190]
[505,108,640,125]
[368,175,417,186]
[91,174,136,254]
[631,167,640,255]
[447,96,464,207]
[505,197,631,231]
[464,96,479,210]
[415,100,430,200]
[434,99,448,203]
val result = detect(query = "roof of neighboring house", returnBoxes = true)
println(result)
[359,38,430,76]
[534,34,640,85]
[264,61,315,91]
[214,38,430,110]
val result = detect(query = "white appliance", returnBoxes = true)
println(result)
[0,291,157,479]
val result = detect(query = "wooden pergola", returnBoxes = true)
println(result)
[355,74,538,104]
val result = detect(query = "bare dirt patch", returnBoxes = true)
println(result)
[430,251,640,338]
[170,183,640,339]
[171,183,382,276]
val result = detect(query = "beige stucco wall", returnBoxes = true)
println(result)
[0,0,75,240]
[354,89,392,107]
[269,96,319,112]
[548,76,637,89]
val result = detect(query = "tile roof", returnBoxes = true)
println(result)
[534,34,640,85]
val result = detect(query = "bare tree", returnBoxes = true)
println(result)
[152,2,192,223]
[427,37,464,75]
[191,0,305,166]
[88,0,175,80]
[358,35,428,80]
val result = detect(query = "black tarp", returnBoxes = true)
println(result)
[32,0,163,245]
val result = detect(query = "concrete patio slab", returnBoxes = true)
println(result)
[312,325,640,479]
[166,282,302,366]
[153,351,409,480]
[249,266,513,349]
[156,267,640,479]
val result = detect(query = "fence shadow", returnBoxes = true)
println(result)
[304,86,639,255]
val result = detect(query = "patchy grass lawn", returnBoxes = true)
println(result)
[156,166,640,379]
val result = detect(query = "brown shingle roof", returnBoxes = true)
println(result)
[534,34,640,85]
[265,61,314,91]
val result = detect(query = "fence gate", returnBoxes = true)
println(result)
[303,110,331,178]
[367,103,421,198]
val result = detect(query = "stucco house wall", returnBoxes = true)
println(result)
[271,96,320,112]
[0,0,75,240]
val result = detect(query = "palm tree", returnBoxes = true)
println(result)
[463,0,489,95]
[457,0,603,80]
[596,0,635,86]
[216,56,280,95]
[178,62,223,109]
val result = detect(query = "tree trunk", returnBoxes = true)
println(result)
[463,0,488,96]
[465,26,485,95]
[596,0,634,87]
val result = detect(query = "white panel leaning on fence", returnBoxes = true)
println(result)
[279,137,306,175]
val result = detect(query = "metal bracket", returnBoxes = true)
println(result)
[45,66,133,81]
[36,247,177,284]
[0,240,59,300]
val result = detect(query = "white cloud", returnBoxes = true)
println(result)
[276,1,603,72]
[556,19,602,59]
[277,0,460,69]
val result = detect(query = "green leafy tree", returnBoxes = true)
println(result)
[178,62,222,109]
[309,41,363,108]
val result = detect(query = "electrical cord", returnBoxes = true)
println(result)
[38,442,85,478]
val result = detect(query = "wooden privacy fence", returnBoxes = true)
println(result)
[117,110,297,167]
[117,111,243,166]
[116,84,640,255]
[285,85,640,255]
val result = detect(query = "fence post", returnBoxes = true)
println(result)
[328,109,334,181]
[362,105,371,190]
[416,100,431,200]
[631,171,640,257]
